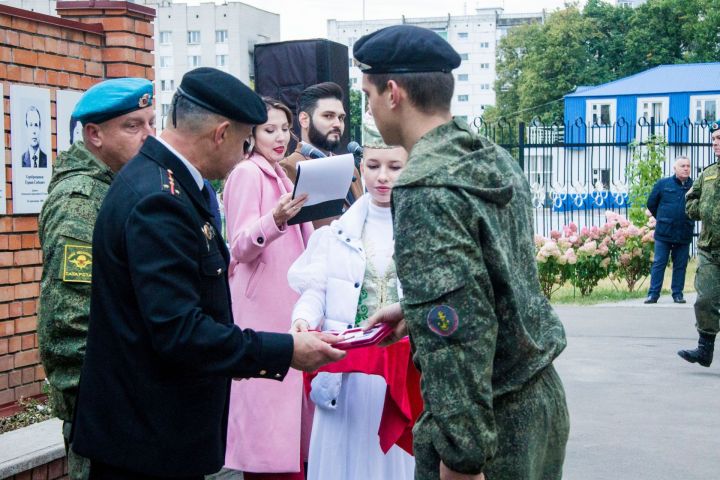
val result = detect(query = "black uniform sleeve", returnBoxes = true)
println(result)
[125,192,293,379]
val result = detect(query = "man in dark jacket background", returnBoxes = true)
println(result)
[644,155,694,304]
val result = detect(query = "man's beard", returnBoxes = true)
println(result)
[308,119,342,152]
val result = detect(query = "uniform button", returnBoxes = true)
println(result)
[354,282,360,288]
[352,176,357,182]
[216,268,222,275]
[257,237,264,244]
[274,373,282,379]
[347,324,353,329]
[346,238,351,242]
[259,369,267,376]
[338,230,343,234]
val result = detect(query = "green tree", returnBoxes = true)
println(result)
[348,88,362,142]
[490,0,720,122]
[626,135,666,226]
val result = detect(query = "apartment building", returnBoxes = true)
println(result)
[327,8,545,122]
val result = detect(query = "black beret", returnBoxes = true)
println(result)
[353,25,461,74]
[176,67,267,124]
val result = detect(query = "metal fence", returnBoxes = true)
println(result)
[472,116,716,248]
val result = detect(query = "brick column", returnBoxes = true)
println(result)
[56,1,155,80]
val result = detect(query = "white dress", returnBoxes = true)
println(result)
[304,202,415,480]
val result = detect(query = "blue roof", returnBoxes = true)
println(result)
[565,62,720,98]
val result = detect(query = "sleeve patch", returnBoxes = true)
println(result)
[427,305,459,337]
[62,244,93,283]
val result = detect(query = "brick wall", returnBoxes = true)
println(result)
[6,457,67,480]
[0,1,155,413]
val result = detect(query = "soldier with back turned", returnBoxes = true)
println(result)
[358,25,570,480]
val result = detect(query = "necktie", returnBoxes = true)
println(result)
[32,154,37,168]
[201,185,212,208]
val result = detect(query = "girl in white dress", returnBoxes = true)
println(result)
[287,113,415,480]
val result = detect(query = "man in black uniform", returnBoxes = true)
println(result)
[72,68,345,480]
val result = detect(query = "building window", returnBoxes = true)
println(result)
[690,95,719,123]
[188,55,201,67]
[348,58,353,67]
[160,56,172,68]
[215,30,228,43]
[637,97,668,123]
[480,42,490,48]
[351,78,358,85]
[458,95,469,102]
[458,74,469,81]
[458,32,468,39]
[216,55,228,67]
[480,63,490,69]
[433,29,448,40]
[481,83,490,90]
[457,115,468,123]
[586,99,616,126]
[161,103,170,117]
[159,31,171,45]
[348,37,356,47]
[160,79,174,91]
[460,53,469,60]
[187,31,201,44]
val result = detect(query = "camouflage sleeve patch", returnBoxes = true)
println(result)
[62,244,93,283]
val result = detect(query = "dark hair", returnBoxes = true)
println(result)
[366,72,454,114]
[262,97,293,127]
[297,82,344,117]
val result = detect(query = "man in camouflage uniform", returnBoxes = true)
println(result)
[357,26,569,480]
[38,78,155,479]
[677,120,720,367]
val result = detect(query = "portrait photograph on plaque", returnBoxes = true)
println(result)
[56,89,84,154]
[10,84,52,214]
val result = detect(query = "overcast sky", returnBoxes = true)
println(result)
[190,0,586,40]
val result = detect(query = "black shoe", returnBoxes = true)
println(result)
[672,294,686,304]
[678,333,715,367]
[643,296,659,304]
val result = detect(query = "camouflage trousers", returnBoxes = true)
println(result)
[63,421,90,480]
[414,365,569,480]
[695,249,720,335]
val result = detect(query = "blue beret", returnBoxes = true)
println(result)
[72,78,153,125]
[353,25,461,74]
[711,119,720,133]
[174,67,267,125]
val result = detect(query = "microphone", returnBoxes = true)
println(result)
[299,142,327,159]
[347,141,363,157]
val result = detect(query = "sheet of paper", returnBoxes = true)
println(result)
[293,154,355,206]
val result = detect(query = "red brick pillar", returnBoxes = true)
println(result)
[56,1,155,80]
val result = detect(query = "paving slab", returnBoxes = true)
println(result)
[554,303,720,480]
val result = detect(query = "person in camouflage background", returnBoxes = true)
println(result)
[37,78,155,479]
[677,120,720,367]
[356,25,569,480]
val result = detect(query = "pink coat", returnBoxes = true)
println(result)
[223,153,314,472]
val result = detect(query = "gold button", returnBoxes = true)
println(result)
[259,369,267,376]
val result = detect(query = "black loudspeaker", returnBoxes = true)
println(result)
[254,39,351,151]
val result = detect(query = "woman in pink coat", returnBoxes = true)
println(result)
[223,98,313,479]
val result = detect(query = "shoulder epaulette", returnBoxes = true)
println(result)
[159,167,182,196]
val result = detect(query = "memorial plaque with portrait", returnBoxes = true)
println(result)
[0,84,6,215]
[10,85,52,214]
[56,89,84,154]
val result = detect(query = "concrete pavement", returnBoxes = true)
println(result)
[555,300,720,480]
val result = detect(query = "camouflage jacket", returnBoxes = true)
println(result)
[392,118,567,474]
[686,161,719,252]
[38,142,114,420]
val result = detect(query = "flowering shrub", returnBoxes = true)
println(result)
[605,211,655,292]
[534,212,655,298]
